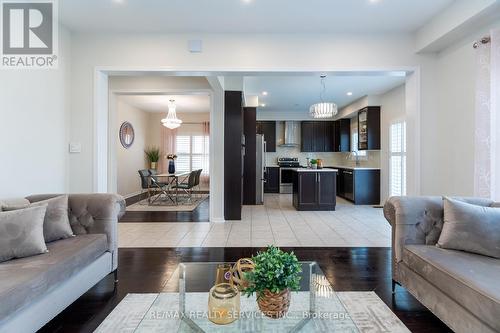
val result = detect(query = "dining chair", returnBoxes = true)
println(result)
[138,169,152,204]
[194,169,203,199]
[172,170,197,203]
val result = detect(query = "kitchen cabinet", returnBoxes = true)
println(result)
[256,121,276,152]
[301,121,335,152]
[292,170,337,211]
[358,107,381,150]
[334,119,351,152]
[264,167,280,193]
[335,168,380,205]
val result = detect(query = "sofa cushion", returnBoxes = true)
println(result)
[0,198,30,211]
[28,195,74,243]
[0,206,48,263]
[0,234,108,321]
[403,245,500,331]
[438,197,500,258]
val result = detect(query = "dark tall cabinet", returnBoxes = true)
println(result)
[256,121,276,152]
[358,107,381,150]
[224,91,243,220]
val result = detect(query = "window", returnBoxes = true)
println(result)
[351,132,367,156]
[390,121,406,196]
[176,134,209,175]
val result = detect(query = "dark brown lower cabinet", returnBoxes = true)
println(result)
[264,167,280,193]
[292,171,337,211]
[336,168,380,205]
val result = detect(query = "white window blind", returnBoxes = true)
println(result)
[175,134,209,175]
[390,121,407,197]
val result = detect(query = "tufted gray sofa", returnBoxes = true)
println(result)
[384,196,500,333]
[0,193,125,333]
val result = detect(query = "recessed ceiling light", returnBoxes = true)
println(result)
[262,91,268,96]
[369,0,380,3]
[260,103,266,107]
[347,92,353,96]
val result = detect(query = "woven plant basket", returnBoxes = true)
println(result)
[257,288,291,319]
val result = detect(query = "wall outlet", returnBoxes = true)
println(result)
[69,142,81,153]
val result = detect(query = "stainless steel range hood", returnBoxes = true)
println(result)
[279,121,300,147]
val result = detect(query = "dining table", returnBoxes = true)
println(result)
[149,171,190,205]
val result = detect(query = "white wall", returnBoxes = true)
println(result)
[0,26,71,198]
[379,85,406,201]
[115,99,150,197]
[68,32,436,196]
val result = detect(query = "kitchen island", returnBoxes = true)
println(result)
[292,169,338,211]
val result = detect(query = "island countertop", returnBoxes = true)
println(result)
[293,168,338,172]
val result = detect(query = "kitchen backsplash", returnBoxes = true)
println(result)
[266,146,381,168]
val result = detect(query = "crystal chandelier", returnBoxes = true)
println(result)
[161,99,183,129]
[309,75,338,119]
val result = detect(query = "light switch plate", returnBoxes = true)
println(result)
[69,142,81,153]
[188,39,202,53]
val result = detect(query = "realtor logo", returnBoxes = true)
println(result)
[1,0,58,68]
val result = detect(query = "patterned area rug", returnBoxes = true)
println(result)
[95,292,409,332]
[127,195,208,212]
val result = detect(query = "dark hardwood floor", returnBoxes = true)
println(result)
[39,247,451,333]
[120,195,210,223]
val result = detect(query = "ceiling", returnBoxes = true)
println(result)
[60,0,454,34]
[119,94,210,113]
[244,75,406,112]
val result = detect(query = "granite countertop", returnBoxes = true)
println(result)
[326,165,381,171]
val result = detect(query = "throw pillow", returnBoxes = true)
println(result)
[0,205,49,263]
[437,197,500,258]
[29,195,74,242]
[0,198,30,211]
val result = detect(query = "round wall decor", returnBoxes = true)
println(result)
[119,121,135,149]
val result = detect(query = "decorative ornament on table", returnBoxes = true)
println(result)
[229,258,255,291]
[208,283,240,325]
[242,246,302,319]
[167,154,177,174]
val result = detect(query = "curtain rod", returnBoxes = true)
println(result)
[473,36,491,49]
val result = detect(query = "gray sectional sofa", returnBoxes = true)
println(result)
[0,193,125,333]
[384,196,500,333]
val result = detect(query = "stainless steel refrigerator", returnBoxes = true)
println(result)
[256,134,266,204]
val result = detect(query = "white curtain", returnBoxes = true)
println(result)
[474,29,500,200]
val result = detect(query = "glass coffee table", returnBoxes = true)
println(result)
[135,262,359,332]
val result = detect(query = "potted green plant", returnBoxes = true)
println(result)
[310,159,318,169]
[144,146,161,169]
[242,246,302,319]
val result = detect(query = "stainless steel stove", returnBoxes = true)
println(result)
[278,158,300,193]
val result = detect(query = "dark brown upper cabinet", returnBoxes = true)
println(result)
[358,107,381,150]
[334,119,351,152]
[301,121,335,153]
[256,121,276,152]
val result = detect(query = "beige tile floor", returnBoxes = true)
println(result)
[118,194,391,248]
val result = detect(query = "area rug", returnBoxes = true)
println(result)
[126,195,208,212]
[95,291,409,332]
